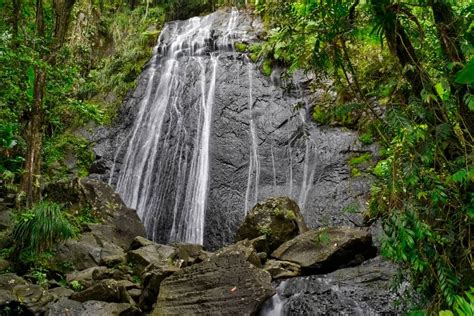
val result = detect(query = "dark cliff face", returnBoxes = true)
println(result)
[89,8,374,250]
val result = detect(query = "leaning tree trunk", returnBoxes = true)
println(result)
[385,18,426,97]
[370,1,427,97]
[430,0,464,63]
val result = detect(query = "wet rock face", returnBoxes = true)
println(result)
[89,8,374,249]
[261,257,403,315]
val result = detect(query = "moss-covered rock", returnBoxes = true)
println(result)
[271,227,377,273]
[235,197,307,252]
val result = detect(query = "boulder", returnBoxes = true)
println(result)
[235,197,308,252]
[271,227,376,273]
[172,243,210,267]
[215,239,262,267]
[44,178,145,249]
[260,257,405,315]
[152,252,274,315]
[127,244,176,274]
[0,274,27,307]
[263,260,301,279]
[53,232,125,271]
[92,267,129,282]
[128,288,142,301]
[129,236,155,250]
[70,279,127,303]
[46,298,140,316]
[66,266,108,288]
[0,273,54,314]
[47,287,74,301]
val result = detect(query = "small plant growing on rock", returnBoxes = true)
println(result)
[313,229,331,247]
[273,207,284,217]
[284,210,296,220]
[30,268,48,288]
[234,42,248,53]
[258,224,272,237]
[69,280,83,291]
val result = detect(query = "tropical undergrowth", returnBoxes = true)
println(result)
[254,0,473,313]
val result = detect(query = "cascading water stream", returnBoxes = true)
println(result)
[111,12,236,244]
[244,56,261,215]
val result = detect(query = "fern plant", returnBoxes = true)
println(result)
[12,201,76,254]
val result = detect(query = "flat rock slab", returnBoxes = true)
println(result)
[263,259,301,280]
[272,227,376,273]
[153,252,274,315]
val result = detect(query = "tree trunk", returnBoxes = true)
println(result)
[20,69,46,206]
[20,0,46,206]
[370,1,427,97]
[11,0,21,40]
[20,0,76,206]
[386,19,425,97]
[430,0,464,63]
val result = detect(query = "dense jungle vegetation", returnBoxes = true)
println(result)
[0,0,473,314]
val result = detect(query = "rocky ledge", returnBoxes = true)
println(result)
[0,180,403,315]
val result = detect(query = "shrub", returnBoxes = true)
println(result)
[12,201,76,254]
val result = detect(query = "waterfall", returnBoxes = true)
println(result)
[111,12,238,244]
[102,8,361,250]
[244,57,261,215]
[259,280,288,316]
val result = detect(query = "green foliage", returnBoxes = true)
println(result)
[455,58,474,85]
[29,268,49,287]
[67,205,102,231]
[234,41,248,52]
[262,59,273,76]
[131,275,142,284]
[258,224,272,237]
[69,280,84,291]
[359,131,374,145]
[440,288,474,316]
[313,228,331,246]
[349,152,372,166]
[342,202,360,214]
[12,202,76,254]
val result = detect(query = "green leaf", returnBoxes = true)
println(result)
[465,95,474,111]
[435,83,445,99]
[452,169,468,183]
[467,207,474,219]
[455,59,474,84]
